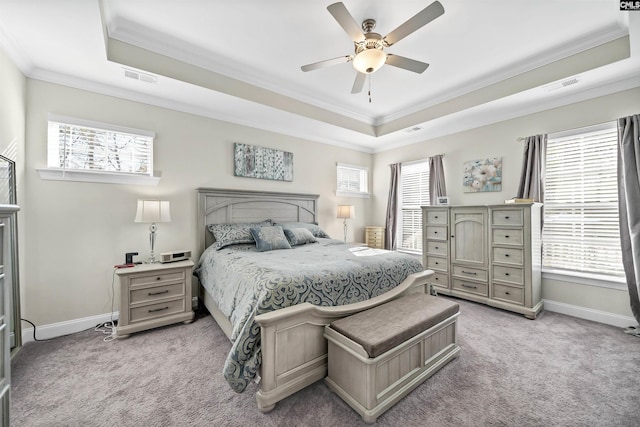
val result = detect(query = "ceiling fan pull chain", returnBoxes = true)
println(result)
[368,75,372,103]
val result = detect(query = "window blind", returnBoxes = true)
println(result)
[47,116,154,176]
[337,163,368,194]
[399,161,430,252]
[543,122,624,278]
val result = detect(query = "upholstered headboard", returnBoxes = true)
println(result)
[197,188,319,253]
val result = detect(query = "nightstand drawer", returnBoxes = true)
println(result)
[130,270,185,287]
[130,298,185,323]
[130,282,185,304]
[429,272,449,289]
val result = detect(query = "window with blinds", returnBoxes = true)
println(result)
[47,115,154,176]
[336,163,369,197]
[398,161,430,252]
[543,121,624,279]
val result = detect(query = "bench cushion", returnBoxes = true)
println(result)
[330,294,459,358]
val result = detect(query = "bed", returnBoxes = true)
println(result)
[195,188,433,411]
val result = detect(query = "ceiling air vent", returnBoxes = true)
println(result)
[123,68,158,84]
[544,76,580,92]
[405,126,423,133]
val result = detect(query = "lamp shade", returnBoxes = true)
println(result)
[337,205,354,219]
[134,200,171,223]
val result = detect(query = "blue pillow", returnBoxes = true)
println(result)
[207,220,273,250]
[284,228,318,246]
[250,226,292,252]
[274,222,330,238]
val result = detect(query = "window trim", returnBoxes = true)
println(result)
[42,114,159,186]
[336,162,370,198]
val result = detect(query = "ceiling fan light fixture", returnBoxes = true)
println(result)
[352,48,387,74]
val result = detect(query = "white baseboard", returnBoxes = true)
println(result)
[21,311,119,344]
[542,299,639,329]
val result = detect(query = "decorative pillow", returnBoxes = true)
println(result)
[283,227,318,246]
[274,222,330,238]
[207,220,273,250]
[249,226,292,252]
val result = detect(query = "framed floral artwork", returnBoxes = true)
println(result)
[463,157,502,192]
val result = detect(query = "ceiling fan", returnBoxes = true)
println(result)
[301,1,445,94]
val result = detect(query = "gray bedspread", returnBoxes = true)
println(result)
[193,238,423,393]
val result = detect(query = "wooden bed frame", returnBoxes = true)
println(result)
[196,188,432,412]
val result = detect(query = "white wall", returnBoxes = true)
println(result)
[24,79,373,326]
[372,87,640,322]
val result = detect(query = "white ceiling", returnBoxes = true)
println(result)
[0,0,639,152]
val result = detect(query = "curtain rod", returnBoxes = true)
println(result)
[389,153,445,167]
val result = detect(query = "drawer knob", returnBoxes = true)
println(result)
[461,283,477,289]
[149,306,169,313]
[451,235,455,238]
[435,277,439,281]
[505,273,510,276]
[505,254,510,257]
[434,262,439,265]
[461,270,477,275]
[505,235,510,238]
[434,231,438,234]
[505,291,510,295]
[505,216,510,219]
[434,216,438,218]
[148,290,169,296]
[435,246,439,249]
[156,277,162,281]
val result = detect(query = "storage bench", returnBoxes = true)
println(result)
[324,293,460,423]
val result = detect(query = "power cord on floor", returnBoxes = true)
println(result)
[98,268,120,342]
[20,318,50,342]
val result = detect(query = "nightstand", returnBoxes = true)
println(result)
[115,259,195,338]
[365,226,385,249]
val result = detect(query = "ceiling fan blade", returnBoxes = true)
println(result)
[384,1,444,46]
[386,54,429,73]
[301,55,352,72]
[327,2,365,42]
[351,72,366,94]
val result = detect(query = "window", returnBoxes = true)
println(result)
[336,163,369,197]
[37,114,159,185]
[398,161,430,252]
[543,121,624,280]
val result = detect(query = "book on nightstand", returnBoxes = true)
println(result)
[504,197,535,204]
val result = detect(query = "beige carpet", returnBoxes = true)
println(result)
[11,297,640,426]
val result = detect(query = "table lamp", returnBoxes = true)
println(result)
[135,200,171,263]
[337,205,354,242]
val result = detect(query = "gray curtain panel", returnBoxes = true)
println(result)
[429,154,447,205]
[385,163,401,250]
[517,134,547,202]
[617,114,640,327]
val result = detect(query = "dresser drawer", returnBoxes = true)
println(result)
[130,270,185,287]
[425,226,447,240]
[425,256,448,272]
[492,283,524,305]
[492,228,524,246]
[426,240,448,256]
[492,265,524,285]
[491,209,523,226]
[428,272,449,289]
[452,278,488,297]
[493,247,523,266]
[130,282,185,305]
[452,265,488,282]
[426,210,448,225]
[130,298,186,323]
